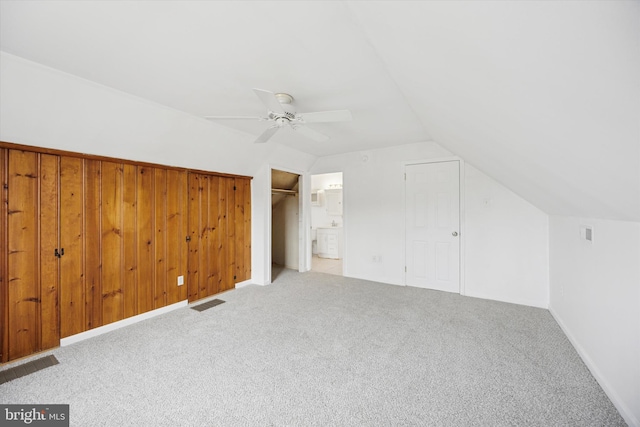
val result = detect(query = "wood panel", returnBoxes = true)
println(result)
[7,150,39,360]
[243,178,252,281]
[207,175,219,297]
[100,161,123,325]
[0,142,252,181]
[235,177,251,282]
[39,154,59,350]
[223,177,236,292]
[136,166,154,314]
[60,156,84,338]
[0,149,7,362]
[123,163,137,318]
[154,168,167,308]
[216,177,228,294]
[1,141,250,361]
[166,170,187,305]
[198,175,209,298]
[234,178,245,283]
[187,173,201,301]
[84,159,102,330]
[179,171,189,302]
[187,173,251,302]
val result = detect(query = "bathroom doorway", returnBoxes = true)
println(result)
[310,172,344,276]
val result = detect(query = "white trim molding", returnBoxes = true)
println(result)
[60,301,188,347]
[403,157,466,296]
[550,307,639,427]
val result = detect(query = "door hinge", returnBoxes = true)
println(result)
[234,186,237,191]
[405,266,407,272]
[233,275,237,280]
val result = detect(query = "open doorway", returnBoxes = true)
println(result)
[310,172,343,276]
[271,169,300,281]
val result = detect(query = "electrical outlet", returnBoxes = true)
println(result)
[177,275,184,286]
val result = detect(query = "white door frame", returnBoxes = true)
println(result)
[267,165,308,283]
[307,171,345,276]
[403,157,466,296]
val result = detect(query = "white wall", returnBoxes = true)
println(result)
[0,52,271,177]
[311,142,550,307]
[313,142,453,285]
[549,216,640,426]
[465,164,549,307]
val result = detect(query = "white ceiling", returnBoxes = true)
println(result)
[1,1,638,221]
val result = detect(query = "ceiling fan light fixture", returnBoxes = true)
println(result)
[274,93,294,104]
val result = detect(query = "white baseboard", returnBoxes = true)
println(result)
[463,290,548,309]
[234,279,253,289]
[60,300,188,347]
[549,307,639,427]
[347,273,404,287]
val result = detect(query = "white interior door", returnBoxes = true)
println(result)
[405,161,460,293]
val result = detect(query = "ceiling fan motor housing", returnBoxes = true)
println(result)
[269,110,296,123]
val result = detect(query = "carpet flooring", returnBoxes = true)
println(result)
[0,269,626,426]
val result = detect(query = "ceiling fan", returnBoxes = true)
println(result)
[204,88,352,144]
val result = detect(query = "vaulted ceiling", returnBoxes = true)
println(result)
[1,1,638,221]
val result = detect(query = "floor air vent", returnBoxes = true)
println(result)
[191,299,226,312]
[0,355,59,384]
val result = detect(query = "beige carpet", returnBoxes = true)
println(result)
[0,269,625,426]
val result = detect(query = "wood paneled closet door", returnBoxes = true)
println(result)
[1,143,247,362]
[234,177,251,284]
[58,161,189,338]
[58,156,85,338]
[3,150,60,362]
[187,174,251,302]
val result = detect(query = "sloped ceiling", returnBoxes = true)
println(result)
[272,169,299,208]
[0,1,638,221]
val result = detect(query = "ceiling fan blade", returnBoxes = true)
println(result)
[291,124,330,142]
[254,126,280,144]
[297,109,352,123]
[253,88,285,114]
[204,116,266,121]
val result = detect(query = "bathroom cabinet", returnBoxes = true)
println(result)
[317,227,343,259]
[324,189,343,216]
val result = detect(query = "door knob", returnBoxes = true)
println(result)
[452,231,458,237]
